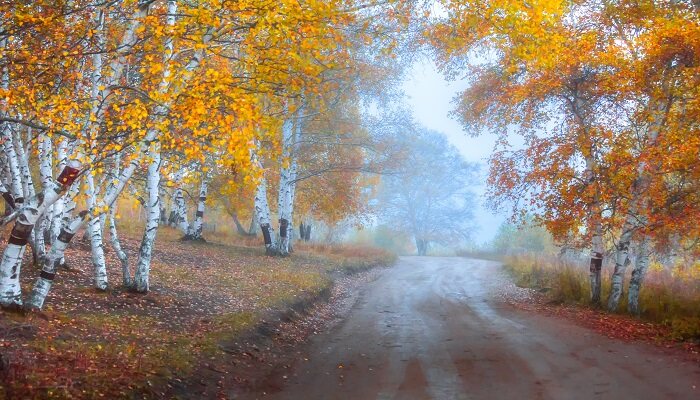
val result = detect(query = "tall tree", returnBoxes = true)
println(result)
[377,128,476,255]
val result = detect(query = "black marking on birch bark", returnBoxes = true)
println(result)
[261,224,272,245]
[9,220,33,245]
[15,197,24,205]
[1,192,15,209]
[40,270,56,281]
[589,253,603,273]
[195,211,204,217]
[279,219,288,238]
[57,229,75,243]
[199,196,206,202]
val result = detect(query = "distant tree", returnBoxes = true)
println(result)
[376,129,477,255]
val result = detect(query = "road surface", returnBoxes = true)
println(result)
[249,257,700,399]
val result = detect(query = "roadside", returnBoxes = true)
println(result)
[0,227,393,399]
[496,257,700,362]
[240,256,700,400]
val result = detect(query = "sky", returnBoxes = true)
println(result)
[401,60,506,244]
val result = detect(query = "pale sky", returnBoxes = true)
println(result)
[401,60,506,244]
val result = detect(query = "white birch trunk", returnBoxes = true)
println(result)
[174,184,190,234]
[607,99,666,311]
[86,172,108,290]
[0,203,36,308]
[628,237,651,316]
[26,216,83,310]
[14,129,34,201]
[81,7,109,290]
[134,144,161,293]
[14,129,44,263]
[189,176,208,240]
[0,162,80,307]
[275,113,295,256]
[253,153,276,255]
[105,152,130,286]
[50,139,68,243]
[0,34,23,205]
[109,207,130,287]
[133,0,176,293]
[37,134,54,243]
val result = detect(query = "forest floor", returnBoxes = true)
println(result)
[0,227,394,399]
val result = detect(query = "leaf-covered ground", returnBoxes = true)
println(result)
[0,227,394,399]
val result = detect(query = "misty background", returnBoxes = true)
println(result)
[401,60,505,244]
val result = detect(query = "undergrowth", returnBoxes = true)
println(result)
[503,254,700,341]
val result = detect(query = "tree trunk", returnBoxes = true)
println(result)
[0,207,35,308]
[415,238,428,256]
[607,229,633,312]
[628,237,651,316]
[0,61,24,205]
[275,167,292,256]
[106,153,130,287]
[254,173,276,255]
[86,172,108,291]
[134,0,176,292]
[589,225,604,306]
[187,176,208,240]
[173,177,190,235]
[1,163,80,308]
[14,129,44,265]
[109,206,130,288]
[134,144,161,293]
[50,139,68,244]
[26,216,83,310]
[248,210,258,236]
[232,212,249,236]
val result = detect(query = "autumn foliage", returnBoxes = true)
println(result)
[430,0,700,312]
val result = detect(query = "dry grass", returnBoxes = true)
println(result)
[503,254,700,340]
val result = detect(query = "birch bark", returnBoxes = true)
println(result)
[0,34,23,205]
[275,113,295,255]
[50,139,68,243]
[607,96,668,311]
[0,161,81,307]
[189,175,209,240]
[173,170,190,234]
[133,0,177,293]
[134,143,161,293]
[86,172,108,290]
[628,236,651,316]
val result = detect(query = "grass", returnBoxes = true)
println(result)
[503,253,700,340]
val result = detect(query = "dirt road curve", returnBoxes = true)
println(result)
[249,257,700,400]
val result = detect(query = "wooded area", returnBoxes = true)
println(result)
[1,0,699,397]
[0,0,421,311]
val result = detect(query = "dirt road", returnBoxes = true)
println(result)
[247,257,700,399]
